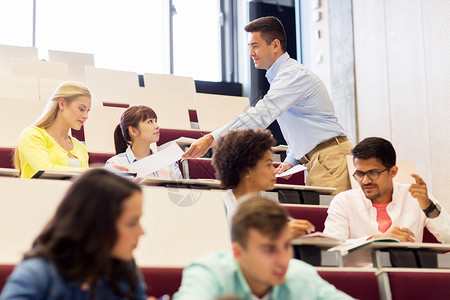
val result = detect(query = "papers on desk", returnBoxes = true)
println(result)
[300,232,343,241]
[275,164,307,177]
[329,237,400,255]
[127,142,184,178]
[292,232,343,248]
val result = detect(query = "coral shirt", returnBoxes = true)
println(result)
[372,202,392,233]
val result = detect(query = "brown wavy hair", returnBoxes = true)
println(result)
[212,129,276,188]
[25,168,142,299]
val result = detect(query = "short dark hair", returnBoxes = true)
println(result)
[114,105,158,154]
[231,196,289,248]
[245,16,287,52]
[352,137,396,169]
[26,168,142,298]
[212,129,276,188]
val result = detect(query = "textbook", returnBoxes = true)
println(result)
[291,232,344,248]
[298,232,343,241]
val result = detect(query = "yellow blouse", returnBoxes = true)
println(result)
[18,126,89,178]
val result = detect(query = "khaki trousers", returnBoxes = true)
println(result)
[302,137,353,195]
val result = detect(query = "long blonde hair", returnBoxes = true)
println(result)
[14,81,92,169]
[34,81,92,128]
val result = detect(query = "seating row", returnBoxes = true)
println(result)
[0,94,248,151]
[0,264,381,299]
[0,45,94,82]
[4,263,450,300]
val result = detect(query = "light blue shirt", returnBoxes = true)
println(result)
[211,52,346,166]
[173,251,354,300]
[105,146,183,179]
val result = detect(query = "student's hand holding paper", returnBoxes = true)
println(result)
[289,219,315,239]
[276,162,293,179]
[373,226,415,242]
[276,163,307,180]
[182,134,214,159]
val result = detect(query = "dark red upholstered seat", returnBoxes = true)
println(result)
[88,153,115,166]
[0,265,183,298]
[188,110,198,123]
[183,158,216,180]
[284,205,328,232]
[0,148,14,169]
[0,265,14,292]
[139,267,183,298]
[318,269,380,300]
[157,129,208,146]
[387,270,450,299]
[423,227,439,243]
[274,162,305,185]
[141,268,183,298]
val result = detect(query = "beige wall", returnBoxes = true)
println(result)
[353,0,450,210]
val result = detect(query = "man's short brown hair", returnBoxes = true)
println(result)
[231,196,289,248]
[245,16,287,52]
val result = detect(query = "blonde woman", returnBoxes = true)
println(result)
[15,81,91,178]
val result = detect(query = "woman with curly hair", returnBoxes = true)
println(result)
[212,129,314,238]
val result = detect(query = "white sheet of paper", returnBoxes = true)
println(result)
[127,142,184,177]
[275,164,307,177]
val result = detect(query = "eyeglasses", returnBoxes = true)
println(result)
[353,168,389,182]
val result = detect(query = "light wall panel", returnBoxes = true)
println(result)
[422,0,450,209]
[353,0,392,140]
[353,0,450,210]
[384,0,433,188]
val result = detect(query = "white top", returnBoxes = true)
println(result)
[222,190,239,225]
[68,157,81,168]
[105,146,182,179]
[324,182,450,243]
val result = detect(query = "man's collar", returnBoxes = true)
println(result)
[235,260,278,298]
[359,181,398,208]
[266,52,290,84]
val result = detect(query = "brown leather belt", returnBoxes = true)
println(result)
[299,136,349,165]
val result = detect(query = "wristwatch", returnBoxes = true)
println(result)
[423,202,441,218]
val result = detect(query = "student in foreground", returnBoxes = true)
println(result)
[0,169,150,299]
[324,137,450,243]
[173,196,354,300]
[106,105,182,179]
[212,128,314,238]
[15,81,91,178]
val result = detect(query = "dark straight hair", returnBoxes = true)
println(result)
[25,168,142,298]
[114,105,157,154]
[352,137,396,169]
[244,16,287,52]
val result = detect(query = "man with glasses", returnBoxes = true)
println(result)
[324,137,450,243]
